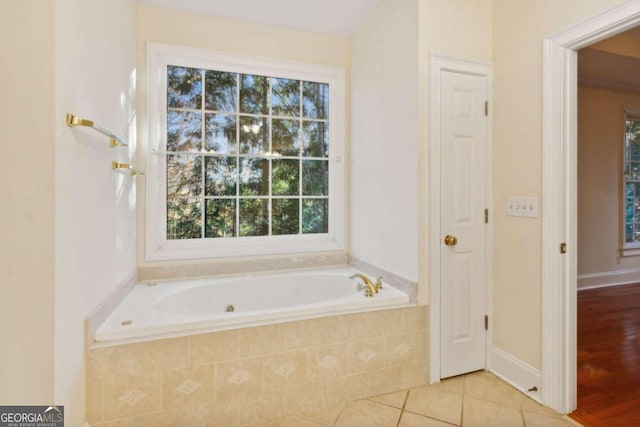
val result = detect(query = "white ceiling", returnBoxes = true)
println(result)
[138,0,382,36]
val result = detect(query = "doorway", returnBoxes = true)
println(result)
[428,55,493,382]
[542,0,640,415]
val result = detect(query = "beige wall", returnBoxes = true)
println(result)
[54,0,137,424]
[136,4,351,268]
[418,0,493,303]
[577,84,640,280]
[350,0,420,283]
[492,0,627,369]
[0,0,55,404]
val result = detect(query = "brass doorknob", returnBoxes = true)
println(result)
[444,235,458,246]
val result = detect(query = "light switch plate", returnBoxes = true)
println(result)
[507,196,539,218]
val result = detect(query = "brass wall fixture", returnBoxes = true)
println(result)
[66,113,128,147]
[112,161,145,177]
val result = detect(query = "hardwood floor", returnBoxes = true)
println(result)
[569,284,640,427]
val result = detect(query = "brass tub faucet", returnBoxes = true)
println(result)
[349,273,378,297]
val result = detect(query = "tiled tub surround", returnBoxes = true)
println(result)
[94,266,410,343]
[86,306,428,426]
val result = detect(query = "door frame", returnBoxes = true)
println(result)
[428,55,494,383]
[542,0,640,414]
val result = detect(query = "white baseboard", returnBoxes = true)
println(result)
[577,267,640,290]
[489,346,541,403]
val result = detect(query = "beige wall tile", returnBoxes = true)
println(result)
[334,399,401,427]
[285,317,334,350]
[344,312,370,341]
[207,391,284,427]
[400,362,429,390]
[463,395,524,427]
[347,336,385,375]
[284,382,324,414]
[385,332,420,368]
[133,404,207,427]
[401,305,428,332]
[306,343,347,382]
[163,365,214,409]
[299,403,346,426]
[263,350,307,391]
[214,357,263,399]
[270,415,326,427]
[417,329,429,361]
[86,345,133,382]
[190,330,240,366]
[86,381,103,424]
[238,324,286,357]
[132,337,188,373]
[324,373,368,406]
[366,308,403,338]
[329,314,354,343]
[365,366,404,397]
[103,372,162,420]
[91,419,134,427]
[404,385,462,425]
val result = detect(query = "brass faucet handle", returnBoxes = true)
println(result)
[364,288,374,297]
[375,276,383,290]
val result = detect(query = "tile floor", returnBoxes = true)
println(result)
[262,371,581,427]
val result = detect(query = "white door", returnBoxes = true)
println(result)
[440,70,488,379]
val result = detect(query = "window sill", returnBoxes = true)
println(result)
[146,234,344,262]
[620,246,640,257]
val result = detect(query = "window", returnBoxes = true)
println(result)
[146,43,345,261]
[624,113,640,250]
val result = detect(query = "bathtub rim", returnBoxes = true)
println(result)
[89,265,414,348]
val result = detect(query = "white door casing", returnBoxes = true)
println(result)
[542,0,640,413]
[429,55,493,383]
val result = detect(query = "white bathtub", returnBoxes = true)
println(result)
[94,266,410,343]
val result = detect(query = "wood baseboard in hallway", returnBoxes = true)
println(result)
[569,283,640,427]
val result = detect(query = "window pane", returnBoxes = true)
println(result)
[626,183,634,203]
[205,199,236,238]
[239,116,269,154]
[626,201,634,224]
[272,159,299,196]
[635,224,640,243]
[627,224,634,243]
[302,121,329,158]
[205,113,236,154]
[303,81,329,119]
[240,158,269,196]
[272,119,300,156]
[167,66,202,109]
[302,160,328,196]
[273,199,299,235]
[205,157,237,196]
[167,111,202,152]
[167,155,202,198]
[167,198,202,239]
[302,199,328,234]
[205,70,237,112]
[239,199,268,236]
[272,78,300,117]
[240,74,269,115]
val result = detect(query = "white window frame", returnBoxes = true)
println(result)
[145,42,345,262]
[621,109,640,256]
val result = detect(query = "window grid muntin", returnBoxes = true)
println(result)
[165,65,329,240]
